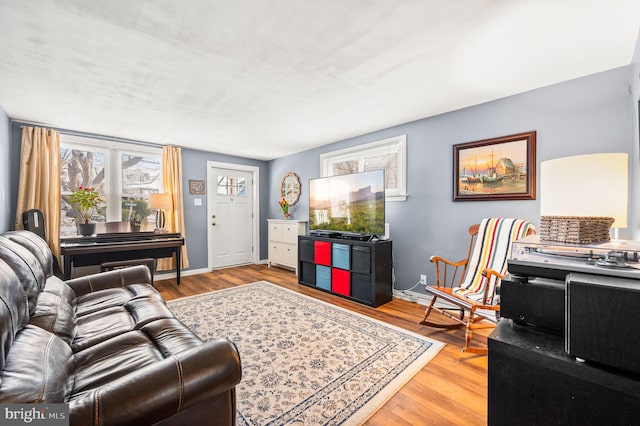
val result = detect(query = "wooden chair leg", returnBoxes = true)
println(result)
[420,295,438,324]
[461,308,489,354]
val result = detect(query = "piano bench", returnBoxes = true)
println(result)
[100,258,155,284]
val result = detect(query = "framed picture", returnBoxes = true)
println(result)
[189,179,205,195]
[453,131,536,201]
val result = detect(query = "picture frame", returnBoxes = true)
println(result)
[453,131,536,201]
[189,179,205,195]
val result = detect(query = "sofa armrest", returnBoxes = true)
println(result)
[70,338,242,426]
[65,265,152,297]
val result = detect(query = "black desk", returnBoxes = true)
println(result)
[60,232,184,285]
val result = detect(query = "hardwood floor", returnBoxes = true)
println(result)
[155,264,491,426]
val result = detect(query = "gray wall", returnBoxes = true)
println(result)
[0,106,10,232]
[269,65,638,291]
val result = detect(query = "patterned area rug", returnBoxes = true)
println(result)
[167,281,444,425]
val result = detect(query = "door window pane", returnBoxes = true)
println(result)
[217,176,248,196]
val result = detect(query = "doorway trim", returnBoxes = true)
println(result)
[206,161,260,270]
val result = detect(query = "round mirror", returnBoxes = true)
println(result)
[280,172,301,206]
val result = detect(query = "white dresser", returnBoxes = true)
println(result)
[267,219,307,273]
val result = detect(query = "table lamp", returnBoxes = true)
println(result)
[540,153,628,242]
[148,193,172,232]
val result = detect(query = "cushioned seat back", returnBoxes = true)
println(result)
[0,261,30,371]
[0,231,53,280]
[0,236,48,314]
[455,218,534,305]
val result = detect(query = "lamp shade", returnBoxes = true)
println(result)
[148,193,172,210]
[540,153,628,228]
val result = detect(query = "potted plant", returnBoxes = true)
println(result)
[129,213,143,232]
[69,186,105,236]
[279,197,291,219]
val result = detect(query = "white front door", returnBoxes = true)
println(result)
[207,164,256,269]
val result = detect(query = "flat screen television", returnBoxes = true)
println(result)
[309,170,385,236]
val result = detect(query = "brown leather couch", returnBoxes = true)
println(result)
[0,231,242,425]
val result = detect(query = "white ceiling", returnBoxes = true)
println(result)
[0,1,639,160]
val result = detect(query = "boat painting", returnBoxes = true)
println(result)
[453,131,536,201]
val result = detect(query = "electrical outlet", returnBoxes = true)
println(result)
[420,274,427,285]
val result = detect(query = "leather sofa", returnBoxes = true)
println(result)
[0,230,242,425]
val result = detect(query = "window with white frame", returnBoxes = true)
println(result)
[60,135,162,237]
[320,135,407,201]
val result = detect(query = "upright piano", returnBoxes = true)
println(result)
[60,231,184,284]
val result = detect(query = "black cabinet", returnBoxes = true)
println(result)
[488,320,640,425]
[298,235,392,307]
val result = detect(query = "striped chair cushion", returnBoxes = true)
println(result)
[454,218,535,305]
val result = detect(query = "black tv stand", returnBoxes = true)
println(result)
[298,235,392,307]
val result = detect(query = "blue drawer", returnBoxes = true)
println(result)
[332,243,350,270]
[316,265,331,291]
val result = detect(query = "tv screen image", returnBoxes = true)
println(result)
[309,170,385,236]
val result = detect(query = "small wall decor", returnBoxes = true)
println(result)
[453,131,536,201]
[189,179,205,195]
[280,172,301,206]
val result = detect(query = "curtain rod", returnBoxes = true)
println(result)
[15,120,164,149]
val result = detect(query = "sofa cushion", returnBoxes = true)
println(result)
[71,330,164,398]
[75,284,163,317]
[43,275,77,306]
[0,325,73,403]
[72,297,174,352]
[0,241,44,313]
[141,318,204,356]
[0,231,53,279]
[72,307,136,353]
[0,263,29,371]
[30,290,77,345]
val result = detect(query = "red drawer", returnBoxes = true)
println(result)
[331,268,350,296]
[314,241,331,266]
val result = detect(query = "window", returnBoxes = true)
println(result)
[320,135,407,201]
[217,175,247,196]
[60,135,162,237]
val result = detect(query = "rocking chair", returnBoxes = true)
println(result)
[419,218,535,354]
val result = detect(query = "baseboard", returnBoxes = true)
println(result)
[393,289,497,323]
[155,267,209,281]
[393,289,431,305]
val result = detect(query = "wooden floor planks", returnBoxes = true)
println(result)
[155,264,490,425]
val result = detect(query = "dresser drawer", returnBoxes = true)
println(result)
[282,223,300,244]
[269,222,283,241]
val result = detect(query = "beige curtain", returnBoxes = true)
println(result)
[157,145,189,271]
[14,126,61,261]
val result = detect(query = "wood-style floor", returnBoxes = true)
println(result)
[155,264,491,426]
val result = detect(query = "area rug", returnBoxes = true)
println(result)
[167,281,444,425]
